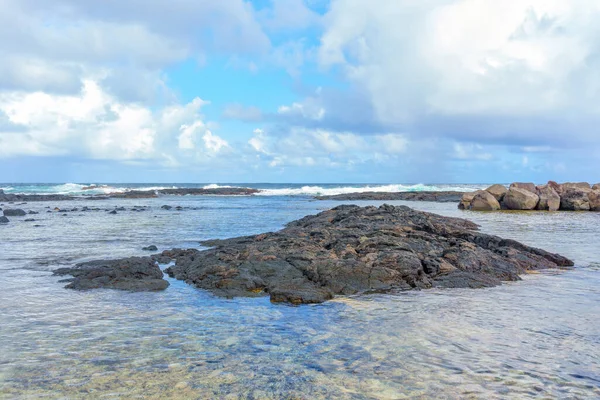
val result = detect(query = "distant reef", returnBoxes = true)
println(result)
[0,187,259,202]
[460,182,600,212]
[315,191,465,202]
[54,204,573,304]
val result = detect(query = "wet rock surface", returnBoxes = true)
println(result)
[162,204,573,304]
[54,257,169,291]
[3,208,27,216]
[315,191,465,202]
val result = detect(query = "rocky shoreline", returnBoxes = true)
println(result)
[53,204,573,304]
[315,191,465,202]
[460,182,600,211]
[0,187,260,202]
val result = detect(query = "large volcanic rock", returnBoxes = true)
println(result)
[163,205,572,304]
[536,185,561,211]
[469,190,501,211]
[503,187,540,210]
[560,187,591,211]
[510,182,537,194]
[588,190,600,211]
[485,184,508,201]
[54,257,169,291]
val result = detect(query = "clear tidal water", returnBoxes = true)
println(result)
[1,193,599,399]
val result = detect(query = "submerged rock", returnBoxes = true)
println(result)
[163,205,572,304]
[54,257,169,291]
[0,216,8,224]
[143,245,158,251]
[3,208,27,216]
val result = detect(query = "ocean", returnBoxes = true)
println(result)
[0,183,599,399]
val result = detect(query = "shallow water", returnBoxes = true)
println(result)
[1,195,599,399]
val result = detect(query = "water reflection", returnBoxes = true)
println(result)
[0,197,599,398]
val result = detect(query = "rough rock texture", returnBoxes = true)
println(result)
[163,205,572,304]
[0,216,8,224]
[315,191,465,202]
[510,182,537,194]
[536,185,561,211]
[469,191,501,211]
[588,190,600,211]
[548,181,563,194]
[458,192,476,210]
[503,188,540,210]
[54,257,169,291]
[593,184,600,191]
[560,188,591,211]
[3,209,27,217]
[485,184,508,201]
[562,182,591,191]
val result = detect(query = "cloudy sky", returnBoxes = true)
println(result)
[1,0,599,183]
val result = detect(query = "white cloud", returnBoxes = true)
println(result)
[320,0,600,120]
[0,80,229,163]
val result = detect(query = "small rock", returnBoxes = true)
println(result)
[28,211,39,215]
[0,216,9,224]
[142,245,158,251]
[3,208,27,217]
[24,218,36,222]
[108,210,117,215]
[161,205,172,210]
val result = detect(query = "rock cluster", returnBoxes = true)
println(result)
[460,182,600,211]
[161,204,572,304]
[53,257,169,291]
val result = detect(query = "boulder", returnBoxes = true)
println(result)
[3,208,26,217]
[142,245,158,251]
[587,190,600,211]
[164,205,573,304]
[536,185,561,211]
[547,181,562,194]
[503,187,540,210]
[469,190,501,211]
[53,257,169,291]
[509,182,537,194]
[560,187,591,211]
[458,192,476,210]
[592,183,600,191]
[562,182,591,191]
[485,184,508,201]
[0,216,8,224]
[161,205,172,210]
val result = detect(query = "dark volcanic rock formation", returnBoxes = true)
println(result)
[315,191,465,202]
[163,205,573,304]
[54,257,169,291]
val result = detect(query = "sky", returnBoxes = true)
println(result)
[0,0,599,184]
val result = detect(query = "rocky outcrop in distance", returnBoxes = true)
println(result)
[460,182,600,212]
[157,204,573,304]
[0,187,260,202]
[53,257,169,291]
[315,191,465,202]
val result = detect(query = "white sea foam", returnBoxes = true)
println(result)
[255,184,482,197]
[202,184,234,189]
